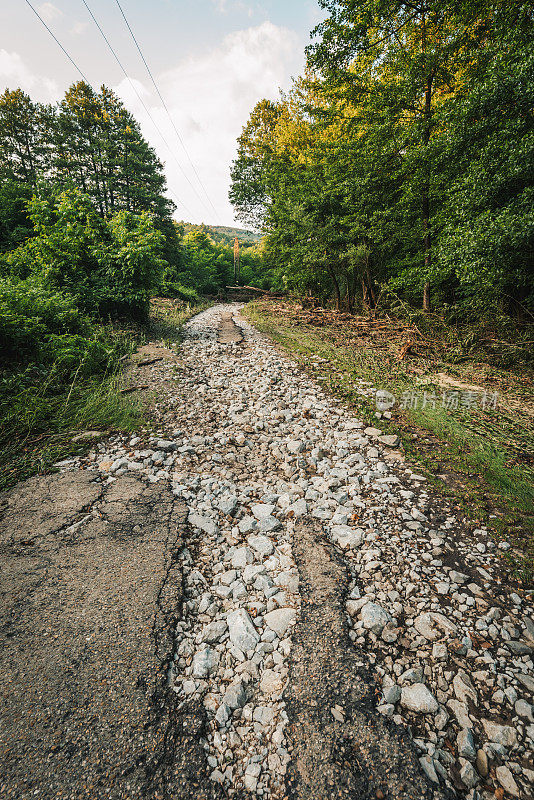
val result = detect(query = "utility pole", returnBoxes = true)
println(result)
[233,237,240,283]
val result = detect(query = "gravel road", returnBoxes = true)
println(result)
[0,304,532,800]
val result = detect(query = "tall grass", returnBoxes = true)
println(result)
[0,330,142,490]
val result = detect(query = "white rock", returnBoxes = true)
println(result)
[238,516,256,534]
[331,525,363,550]
[231,546,253,569]
[250,503,276,520]
[253,705,275,726]
[481,719,517,748]
[287,439,306,454]
[192,647,219,678]
[201,620,227,643]
[260,669,284,695]
[447,699,472,729]
[258,515,282,532]
[460,762,478,789]
[413,612,457,641]
[248,534,274,557]
[360,602,392,634]
[419,755,439,783]
[453,672,478,705]
[287,498,307,517]
[515,698,533,721]
[264,608,296,637]
[400,683,439,714]
[223,680,247,710]
[495,766,520,797]
[227,608,260,652]
[457,728,476,760]
[188,512,218,536]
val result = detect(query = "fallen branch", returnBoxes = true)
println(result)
[136,357,163,367]
[226,285,268,293]
[120,385,149,394]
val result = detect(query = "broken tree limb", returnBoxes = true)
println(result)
[136,357,163,367]
[226,285,268,293]
[120,385,149,394]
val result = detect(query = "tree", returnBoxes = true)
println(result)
[0,89,45,186]
[5,187,164,318]
[229,99,283,229]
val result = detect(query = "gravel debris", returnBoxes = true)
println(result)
[67,304,533,799]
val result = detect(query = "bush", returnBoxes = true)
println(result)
[4,188,166,319]
[158,279,199,304]
[0,277,86,361]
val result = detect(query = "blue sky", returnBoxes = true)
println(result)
[1,1,323,225]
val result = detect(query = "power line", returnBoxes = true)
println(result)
[24,0,90,83]
[23,0,193,218]
[80,0,197,217]
[114,0,222,223]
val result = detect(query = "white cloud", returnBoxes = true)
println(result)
[37,2,63,23]
[210,0,254,15]
[0,50,59,102]
[71,21,89,36]
[115,22,304,225]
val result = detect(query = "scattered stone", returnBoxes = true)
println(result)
[481,720,517,748]
[201,621,227,644]
[227,608,260,652]
[360,602,393,635]
[495,765,520,797]
[457,728,476,761]
[188,512,218,536]
[79,305,534,798]
[378,434,399,447]
[264,608,296,638]
[223,680,247,710]
[475,749,488,778]
[400,684,439,714]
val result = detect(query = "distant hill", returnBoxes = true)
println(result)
[179,222,262,246]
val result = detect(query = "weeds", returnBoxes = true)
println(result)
[0,328,141,490]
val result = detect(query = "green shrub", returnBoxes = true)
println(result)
[0,277,87,360]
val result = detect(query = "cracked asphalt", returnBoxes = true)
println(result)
[0,471,221,800]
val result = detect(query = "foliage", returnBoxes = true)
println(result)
[3,187,164,318]
[230,0,534,317]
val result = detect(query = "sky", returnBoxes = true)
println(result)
[0,0,324,226]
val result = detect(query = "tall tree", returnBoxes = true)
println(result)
[0,89,45,186]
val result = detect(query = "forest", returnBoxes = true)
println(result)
[230,0,533,319]
[0,81,261,485]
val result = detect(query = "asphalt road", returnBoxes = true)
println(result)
[0,471,221,800]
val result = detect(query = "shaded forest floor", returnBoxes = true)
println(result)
[244,299,534,586]
[0,298,208,492]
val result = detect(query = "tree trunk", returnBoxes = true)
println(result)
[422,184,431,311]
[421,12,433,312]
[345,272,353,313]
[423,280,431,311]
[326,263,342,310]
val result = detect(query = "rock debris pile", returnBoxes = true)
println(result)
[67,304,532,799]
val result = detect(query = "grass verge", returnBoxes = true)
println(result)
[149,297,213,343]
[244,299,534,586]
[0,329,142,491]
[0,298,212,492]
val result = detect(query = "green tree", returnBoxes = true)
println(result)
[0,89,45,186]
